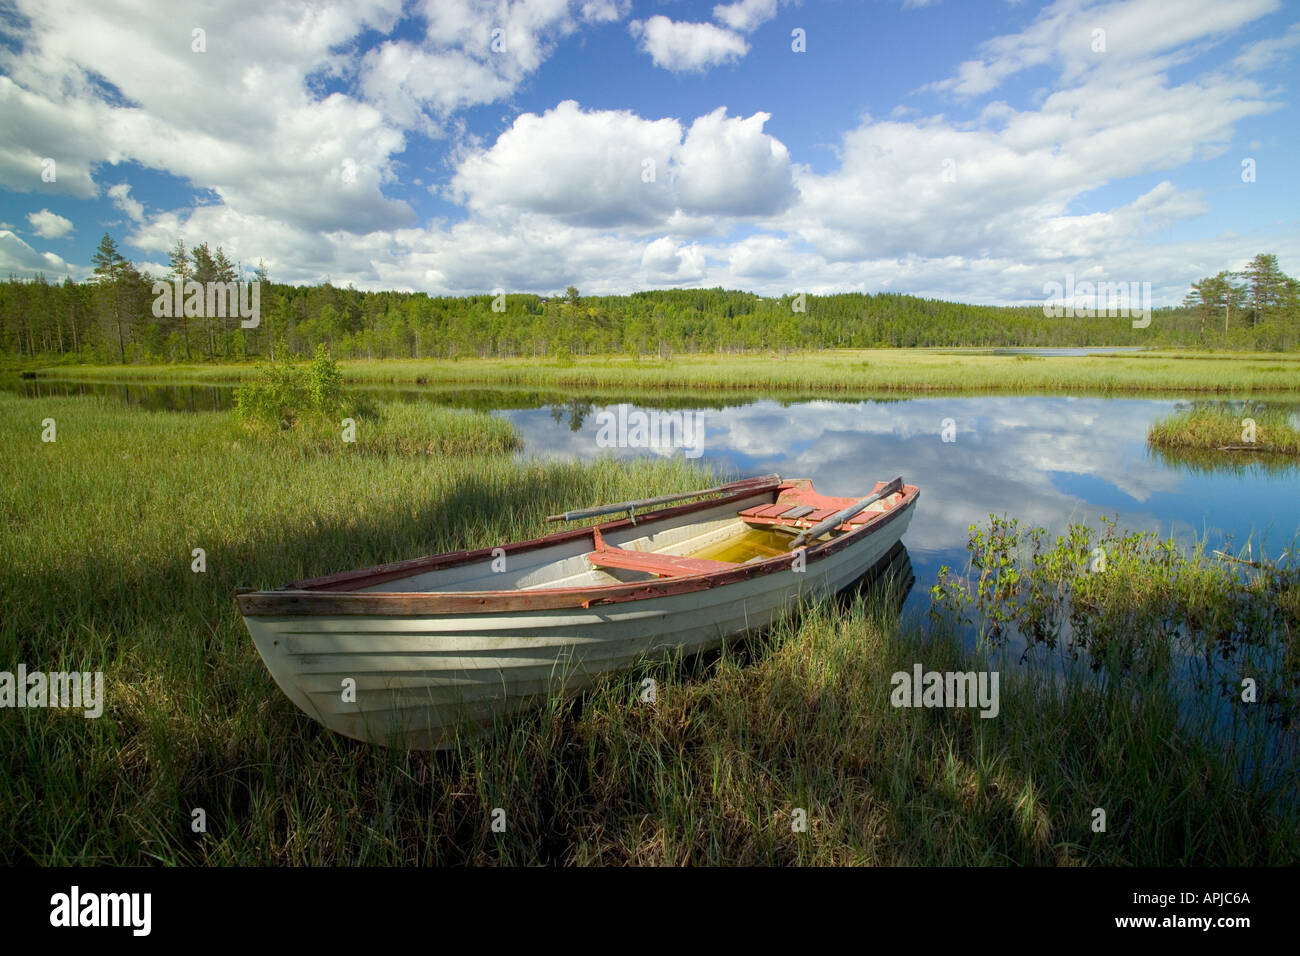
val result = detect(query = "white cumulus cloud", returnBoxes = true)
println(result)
[26,208,75,238]
[0,229,75,275]
[449,100,796,228]
[642,236,707,282]
[107,183,144,223]
[713,0,788,33]
[630,16,748,72]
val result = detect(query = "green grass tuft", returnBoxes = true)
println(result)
[1148,404,1300,456]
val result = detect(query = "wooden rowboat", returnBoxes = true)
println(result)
[236,473,920,749]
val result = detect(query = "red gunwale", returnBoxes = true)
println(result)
[235,480,919,617]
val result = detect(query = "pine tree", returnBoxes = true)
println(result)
[91,234,142,363]
[1241,253,1286,327]
[168,238,192,360]
[213,247,238,356]
[1182,279,1210,334]
[190,242,218,358]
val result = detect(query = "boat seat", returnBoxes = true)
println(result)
[738,480,896,530]
[586,547,741,578]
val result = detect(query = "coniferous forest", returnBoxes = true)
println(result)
[3,236,1298,364]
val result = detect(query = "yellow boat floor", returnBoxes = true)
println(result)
[686,527,793,564]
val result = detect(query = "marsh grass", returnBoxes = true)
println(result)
[932,516,1299,707]
[0,391,707,863]
[32,349,1300,395]
[1,392,1296,865]
[236,400,522,458]
[1148,404,1300,457]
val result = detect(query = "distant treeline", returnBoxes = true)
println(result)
[3,235,1298,363]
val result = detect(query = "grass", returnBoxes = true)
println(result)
[1148,404,1300,457]
[427,594,1298,865]
[25,348,1300,395]
[235,399,523,458]
[1,391,1297,864]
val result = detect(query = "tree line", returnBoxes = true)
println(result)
[1182,253,1299,336]
[3,235,1298,363]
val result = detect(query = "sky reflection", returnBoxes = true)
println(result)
[503,396,1300,609]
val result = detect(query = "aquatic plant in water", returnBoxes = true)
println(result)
[930,515,1300,726]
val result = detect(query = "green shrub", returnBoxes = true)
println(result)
[234,346,342,429]
[308,343,343,414]
[233,362,308,428]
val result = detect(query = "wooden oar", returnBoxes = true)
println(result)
[546,473,781,523]
[788,476,904,549]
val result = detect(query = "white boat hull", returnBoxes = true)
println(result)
[241,498,915,749]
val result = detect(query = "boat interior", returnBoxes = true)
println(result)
[342,479,912,595]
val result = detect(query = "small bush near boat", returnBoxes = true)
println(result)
[233,344,343,430]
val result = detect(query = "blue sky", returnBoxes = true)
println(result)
[1,0,1297,305]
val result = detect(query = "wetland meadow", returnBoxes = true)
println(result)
[3,348,1297,865]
